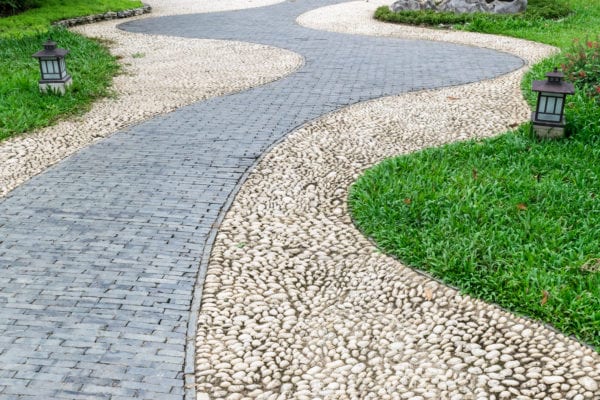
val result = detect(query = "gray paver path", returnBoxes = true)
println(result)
[0,0,523,399]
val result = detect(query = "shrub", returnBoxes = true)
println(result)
[527,0,571,20]
[0,0,23,16]
[561,37,600,101]
[374,6,476,26]
[374,0,572,28]
[0,0,37,16]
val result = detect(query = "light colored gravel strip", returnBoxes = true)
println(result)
[0,0,300,197]
[195,2,600,399]
[297,0,557,63]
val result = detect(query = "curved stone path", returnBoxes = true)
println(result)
[0,0,302,198]
[2,1,595,400]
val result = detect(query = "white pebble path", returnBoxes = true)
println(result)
[194,1,600,399]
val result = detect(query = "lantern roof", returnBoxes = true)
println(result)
[532,68,575,95]
[32,40,69,59]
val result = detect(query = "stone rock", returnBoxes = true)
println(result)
[542,376,565,385]
[578,377,598,392]
[391,0,527,14]
[351,363,366,374]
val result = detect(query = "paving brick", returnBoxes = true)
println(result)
[55,390,110,400]
[121,380,174,394]
[0,0,522,398]
[14,371,64,382]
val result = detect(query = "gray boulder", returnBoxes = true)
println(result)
[391,0,527,14]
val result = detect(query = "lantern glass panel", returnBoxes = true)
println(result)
[41,57,62,80]
[538,96,547,113]
[59,58,67,79]
[547,96,556,113]
[536,92,564,123]
[555,97,564,114]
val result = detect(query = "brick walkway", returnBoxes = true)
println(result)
[0,0,522,399]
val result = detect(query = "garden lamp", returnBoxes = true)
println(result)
[531,68,575,139]
[32,39,72,95]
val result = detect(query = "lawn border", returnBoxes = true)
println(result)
[52,2,152,28]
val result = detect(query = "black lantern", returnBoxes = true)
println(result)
[32,39,72,94]
[531,68,575,139]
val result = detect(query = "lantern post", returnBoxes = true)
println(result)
[32,39,72,95]
[531,68,575,139]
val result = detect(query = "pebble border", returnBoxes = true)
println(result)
[52,4,152,28]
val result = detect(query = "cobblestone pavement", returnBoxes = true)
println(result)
[0,1,525,399]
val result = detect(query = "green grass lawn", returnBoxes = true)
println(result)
[0,0,142,140]
[350,122,600,348]
[351,0,600,350]
[0,0,141,38]
[0,28,120,140]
